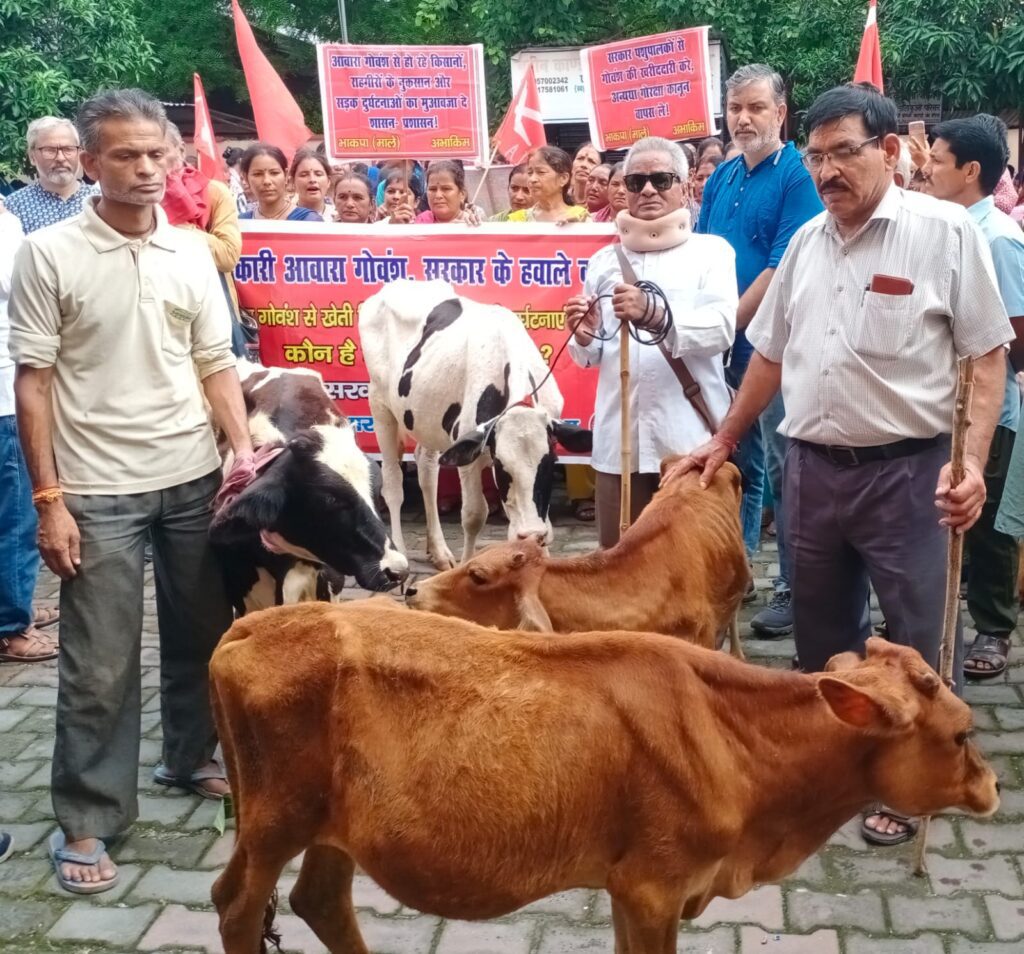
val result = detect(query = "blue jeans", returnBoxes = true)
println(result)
[725,357,765,558]
[760,392,790,590]
[0,415,39,635]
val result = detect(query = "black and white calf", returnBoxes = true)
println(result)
[209,360,408,614]
[360,280,591,571]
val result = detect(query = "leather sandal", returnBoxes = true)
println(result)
[0,628,58,663]
[153,761,229,801]
[861,807,919,847]
[32,606,60,629]
[964,633,1010,681]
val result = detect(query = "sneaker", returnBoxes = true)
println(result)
[750,587,793,637]
[0,832,13,864]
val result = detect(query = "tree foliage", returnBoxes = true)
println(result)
[0,0,156,178]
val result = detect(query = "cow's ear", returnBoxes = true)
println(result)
[549,421,593,453]
[516,590,553,633]
[818,677,909,733]
[441,427,491,468]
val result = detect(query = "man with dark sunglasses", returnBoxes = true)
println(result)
[696,64,823,637]
[565,136,737,547]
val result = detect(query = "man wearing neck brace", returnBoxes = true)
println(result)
[565,136,738,548]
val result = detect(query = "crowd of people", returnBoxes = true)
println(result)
[0,63,1023,893]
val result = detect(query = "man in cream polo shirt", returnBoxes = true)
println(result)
[10,89,252,894]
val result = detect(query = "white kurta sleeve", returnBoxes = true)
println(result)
[663,238,738,359]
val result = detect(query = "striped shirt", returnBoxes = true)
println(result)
[747,185,1013,446]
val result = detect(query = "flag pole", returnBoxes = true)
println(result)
[469,144,501,211]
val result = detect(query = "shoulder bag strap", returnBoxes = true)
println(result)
[613,244,720,434]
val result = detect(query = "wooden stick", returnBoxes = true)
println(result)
[619,322,631,536]
[913,356,975,877]
[469,145,500,211]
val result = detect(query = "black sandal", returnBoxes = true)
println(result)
[861,808,919,847]
[964,633,1010,680]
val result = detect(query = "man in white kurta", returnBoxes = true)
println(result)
[566,136,738,546]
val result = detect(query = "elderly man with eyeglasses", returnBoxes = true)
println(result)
[5,117,97,235]
[565,135,738,547]
[665,83,1013,847]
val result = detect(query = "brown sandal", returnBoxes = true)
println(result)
[0,628,58,663]
[33,606,60,629]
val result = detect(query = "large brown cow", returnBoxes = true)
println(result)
[210,602,998,954]
[406,460,749,655]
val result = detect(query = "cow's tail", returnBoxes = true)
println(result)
[261,889,282,953]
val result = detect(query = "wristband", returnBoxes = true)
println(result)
[713,433,739,454]
[32,487,63,506]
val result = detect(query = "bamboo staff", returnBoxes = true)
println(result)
[913,356,975,877]
[619,323,631,536]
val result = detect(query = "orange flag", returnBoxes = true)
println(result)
[231,0,312,162]
[193,73,225,182]
[493,64,546,165]
[853,0,883,92]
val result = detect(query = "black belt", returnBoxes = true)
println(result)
[799,436,942,466]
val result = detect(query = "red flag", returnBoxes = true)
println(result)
[231,0,312,162]
[193,73,225,182]
[493,64,546,165]
[853,0,883,92]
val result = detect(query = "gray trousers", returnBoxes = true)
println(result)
[53,469,232,840]
[785,440,964,689]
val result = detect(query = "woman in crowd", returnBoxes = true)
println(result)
[239,144,322,222]
[585,163,613,220]
[692,153,724,207]
[589,165,610,223]
[291,148,333,219]
[490,163,532,221]
[416,160,483,224]
[696,135,724,163]
[223,146,249,214]
[603,162,628,221]
[376,169,422,223]
[332,171,376,224]
[508,147,588,223]
[569,142,602,206]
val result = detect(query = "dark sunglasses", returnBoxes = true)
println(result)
[623,172,681,193]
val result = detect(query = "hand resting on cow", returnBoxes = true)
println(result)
[209,603,998,954]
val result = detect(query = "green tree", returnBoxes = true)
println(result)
[0,0,156,178]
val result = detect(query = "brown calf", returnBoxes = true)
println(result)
[407,460,749,655]
[210,602,998,954]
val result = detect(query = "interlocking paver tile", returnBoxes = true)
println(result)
[0,515,1021,952]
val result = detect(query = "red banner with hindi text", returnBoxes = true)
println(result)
[234,223,615,461]
[580,27,716,150]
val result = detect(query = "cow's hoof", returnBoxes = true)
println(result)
[428,549,457,571]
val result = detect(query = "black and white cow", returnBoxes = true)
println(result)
[360,280,591,571]
[209,360,409,614]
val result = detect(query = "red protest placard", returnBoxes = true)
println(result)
[580,27,716,150]
[317,44,489,164]
[234,224,614,462]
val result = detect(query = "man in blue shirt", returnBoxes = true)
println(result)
[924,114,1024,680]
[5,117,96,235]
[696,64,823,634]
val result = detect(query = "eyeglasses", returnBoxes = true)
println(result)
[801,136,880,172]
[34,145,79,160]
[623,172,681,194]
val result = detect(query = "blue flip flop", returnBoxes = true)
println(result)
[48,831,119,895]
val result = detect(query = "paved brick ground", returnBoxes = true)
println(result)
[1,499,1023,953]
